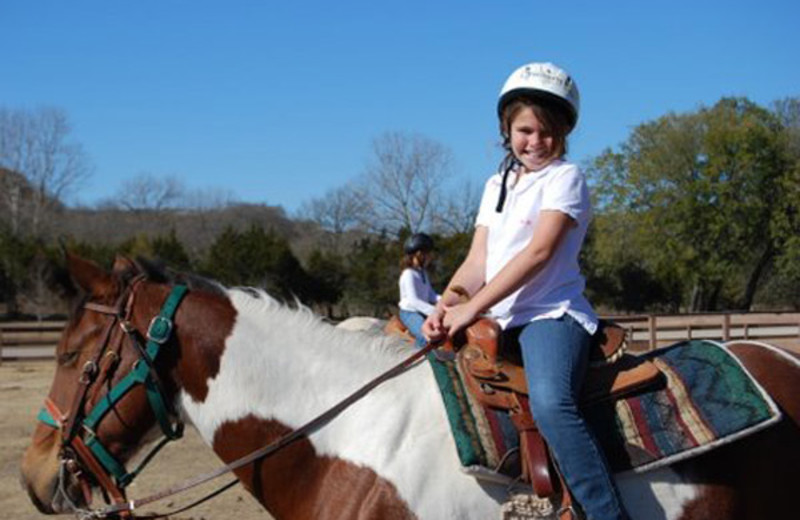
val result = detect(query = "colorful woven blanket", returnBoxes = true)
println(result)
[428,339,782,478]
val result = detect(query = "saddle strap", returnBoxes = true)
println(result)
[510,394,577,519]
[510,394,554,498]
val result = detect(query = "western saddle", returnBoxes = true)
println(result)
[385,312,662,511]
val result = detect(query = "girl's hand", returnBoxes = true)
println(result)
[422,307,447,342]
[442,302,479,338]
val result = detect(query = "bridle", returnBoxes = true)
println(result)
[37,275,189,518]
[35,274,440,519]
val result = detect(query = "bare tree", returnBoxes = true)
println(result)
[113,172,186,211]
[0,107,92,236]
[181,186,238,211]
[299,183,362,233]
[432,179,482,235]
[773,97,800,156]
[359,132,453,234]
[297,182,364,253]
[0,167,27,234]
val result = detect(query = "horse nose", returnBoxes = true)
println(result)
[22,475,57,514]
[20,431,62,514]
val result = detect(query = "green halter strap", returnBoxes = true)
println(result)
[38,284,189,488]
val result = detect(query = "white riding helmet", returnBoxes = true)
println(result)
[497,62,580,130]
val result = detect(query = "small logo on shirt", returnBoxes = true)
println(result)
[520,218,534,227]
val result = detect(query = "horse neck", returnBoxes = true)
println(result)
[169,288,503,519]
[167,289,435,516]
[174,287,418,444]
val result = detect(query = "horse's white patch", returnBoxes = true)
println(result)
[180,289,505,519]
[616,468,698,520]
[335,316,385,334]
[178,288,712,519]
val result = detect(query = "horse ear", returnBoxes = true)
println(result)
[66,252,115,296]
[111,255,138,275]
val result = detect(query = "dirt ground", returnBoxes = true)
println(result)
[0,360,270,520]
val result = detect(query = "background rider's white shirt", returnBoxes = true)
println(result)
[398,268,439,315]
[475,159,598,334]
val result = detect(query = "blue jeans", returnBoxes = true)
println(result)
[399,310,427,348]
[518,315,628,520]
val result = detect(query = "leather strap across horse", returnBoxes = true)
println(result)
[61,279,143,449]
[94,339,443,518]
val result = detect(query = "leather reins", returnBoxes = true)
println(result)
[38,275,441,519]
[96,338,440,519]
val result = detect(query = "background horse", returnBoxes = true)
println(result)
[21,255,800,519]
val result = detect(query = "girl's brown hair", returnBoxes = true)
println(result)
[400,251,424,270]
[498,97,572,170]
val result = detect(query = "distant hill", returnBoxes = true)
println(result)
[0,167,65,232]
[52,203,303,257]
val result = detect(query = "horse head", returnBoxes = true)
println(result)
[20,253,224,515]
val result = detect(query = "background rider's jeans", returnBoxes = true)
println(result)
[399,310,427,348]
[518,315,629,520]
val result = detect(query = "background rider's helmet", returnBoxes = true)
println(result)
[403,233,435,255]
[497,62,580,131]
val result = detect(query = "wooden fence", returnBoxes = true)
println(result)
[607,312,800,352]
[1,312,799,361]
[0,320,66,363]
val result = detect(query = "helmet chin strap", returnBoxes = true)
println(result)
[495,156,521,213]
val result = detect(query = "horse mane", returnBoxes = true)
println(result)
[226,285,411,363]
[133,256,409,360]
[132,256,228,297]
[55,254,408,361]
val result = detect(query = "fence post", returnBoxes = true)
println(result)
[648,315,657,351]
[722,314,731,342]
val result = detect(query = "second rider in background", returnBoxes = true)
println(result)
[397,232,440,347]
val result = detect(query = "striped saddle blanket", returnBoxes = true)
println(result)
[428,339,781,478]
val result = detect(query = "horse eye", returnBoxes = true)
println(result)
[57,351,80,366]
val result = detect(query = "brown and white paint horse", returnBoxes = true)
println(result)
[21,255,800,519]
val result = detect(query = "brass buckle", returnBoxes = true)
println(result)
[79,361,98,384]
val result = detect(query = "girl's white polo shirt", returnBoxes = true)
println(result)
[475,160,598,334]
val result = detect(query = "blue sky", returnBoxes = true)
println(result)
[2,1,798,213]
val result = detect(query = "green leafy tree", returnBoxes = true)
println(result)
[586,97,794,311]
[581,218,677,312]
[151,229,191,270]
[305,248,347,318]
[0,231,36,315]
[342,234,399,316]
[63,238,118,269]
[118,234,154,260]
[765,97,800,308]
[431,231,471,292]
[0,232,68,318]
[202,224,310,302]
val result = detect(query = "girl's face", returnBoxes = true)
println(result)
[509,106,557,173]
[415,251,432,268]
